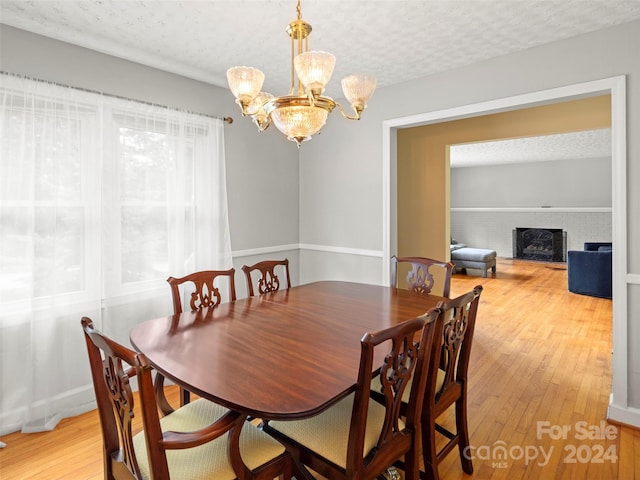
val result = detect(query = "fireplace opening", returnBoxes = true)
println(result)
[513,228,566,262]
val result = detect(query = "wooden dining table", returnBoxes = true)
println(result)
[129,280,445,421]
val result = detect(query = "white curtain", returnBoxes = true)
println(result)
[0,73,232,435]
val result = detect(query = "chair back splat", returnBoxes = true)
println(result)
[167,268,237,315]
[242,259,291,297]
[391,255,454,298]
[161,268,237,408]
[263,308,444,480]
[81,317,292,480]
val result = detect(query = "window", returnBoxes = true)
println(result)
[0,73,232,433]
[0,91,99,308]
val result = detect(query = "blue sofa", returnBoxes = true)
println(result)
[567,242,612,299]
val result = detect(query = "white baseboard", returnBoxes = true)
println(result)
[607,401,640,429]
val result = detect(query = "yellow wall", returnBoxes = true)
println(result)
[396,95,612,264]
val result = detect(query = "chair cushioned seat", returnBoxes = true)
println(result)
[267,392,402,469]
[133,398,286,480]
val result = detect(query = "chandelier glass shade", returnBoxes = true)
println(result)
[271,104,329,142]
[226,0,376,146]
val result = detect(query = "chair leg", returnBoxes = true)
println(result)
[180,387,191,407]
[421,420,440,480]
[290,458,316,480]
[456,397,473,474]
[403,440,421,480]
[280,455,293,480]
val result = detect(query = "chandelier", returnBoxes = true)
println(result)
[226,0,376,147]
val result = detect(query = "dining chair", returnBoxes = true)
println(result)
[241,259,291,297]
[391,255,454,298]
[81,317,293,480]
[167,268,237,315]
[263,308,444,480]
[159,268,237,408]
[422,285,483,480]
[374,285,483,480]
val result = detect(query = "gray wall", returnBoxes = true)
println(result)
[450,157,612,256]
[0,25,301,293]
[450,209,611,259]
[300,21,638,268]
[451,157,612,208]
[299,21,640,420]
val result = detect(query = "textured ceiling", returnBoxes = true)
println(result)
[2,0,640,101]
[450,128,612,167]
[0,2,629,163]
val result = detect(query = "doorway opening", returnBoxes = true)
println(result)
[382,76,629,425]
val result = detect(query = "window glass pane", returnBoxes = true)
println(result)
[118,125,172,203]
[34,207,85,297]
[115,119,201,286]
[121,206,168,283]
[33,113,83,203]
[1,96,89,304]
[1,109,34,202]
[0,206,84,301]
[0,207,32,302]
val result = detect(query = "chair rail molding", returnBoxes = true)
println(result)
[232,244,383,259]
[450,207,612,212]
[232,244,299,258]
[627,274,640,285]
[298,243,383,258]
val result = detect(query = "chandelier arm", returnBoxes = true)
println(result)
[334,101,362,121]
[306,91,317,108]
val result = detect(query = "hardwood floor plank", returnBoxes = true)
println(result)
[0,258,637,479]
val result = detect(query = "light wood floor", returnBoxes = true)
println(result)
[1,258,639,479]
